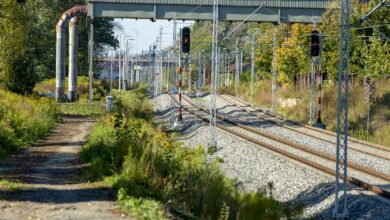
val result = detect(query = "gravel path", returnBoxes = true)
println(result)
[154,93,390,219]
[0,116,129,220]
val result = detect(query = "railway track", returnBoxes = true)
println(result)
[172,94,390,200]
[223,94,390,154]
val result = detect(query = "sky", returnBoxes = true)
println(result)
[114,19,194,54]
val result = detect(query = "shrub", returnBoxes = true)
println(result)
[0,90,59,157]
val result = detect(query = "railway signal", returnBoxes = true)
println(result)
[311,30,320,57]
[181,27,191,53]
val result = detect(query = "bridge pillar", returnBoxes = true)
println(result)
[55,5,86,102]
[68,17,78,102]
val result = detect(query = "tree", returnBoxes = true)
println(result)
[0,0,119,94]
[275,24,310,85]
[361,37,389,80]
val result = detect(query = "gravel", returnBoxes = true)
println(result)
[153,94,390,219]
[194,94,390,177]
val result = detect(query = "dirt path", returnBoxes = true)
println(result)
[0,116,128,220]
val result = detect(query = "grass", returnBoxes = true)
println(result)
[33,76,106,101]
[0,179,20,192]
[81,88,302,219]
[0,89,60,157]
[231,78,390,147]
[0,179,20,200]
[58,100,105,117]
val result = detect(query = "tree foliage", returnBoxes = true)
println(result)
[0,0,119,94]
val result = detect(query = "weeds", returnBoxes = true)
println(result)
[0,90,59,157]
[0,179,20,192]
[58,101,105,117]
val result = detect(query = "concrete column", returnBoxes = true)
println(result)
[68,17,78,101]
[56,15,67,102]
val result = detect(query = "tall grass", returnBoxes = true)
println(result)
[81,89,301,219]
[0,90,59,157]
[33,76,107,101]
[58,100,105,117]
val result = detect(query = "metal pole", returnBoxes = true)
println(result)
[118,51,121,90]
[272,32,277,112]
[188,56,192,91]
[240,48,243,78]
[167,50,170,90]
[317,73,322,124]
[310,18,317,125]
[209,0,219,148]
[198,51,202,87]
[227,57,230,85]
[88,19,94,102]
[110,53,113,96]
[152,44,157,98]
[310,57,316,125]
[251,30,258,101]
[173,17,178,86]
[178,28,183,121]
[159,27,163,94]
[333,0,351,217]
[224,50,227,86]
[235,39,239,94]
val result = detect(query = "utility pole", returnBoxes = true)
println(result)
[223,49,227,86]
[235,39,239,94]
[173,17,178,86]
[203,55,206,86]
[251,29,259,101]
[118,50,121,91]
[159,27,163,94]
[198,51,202,87]
[155,37,159,97]
[153,42,157,98]
[227,56,230,85]
[88,19,94,102]
[177,28,183,121]
[240,48,243,78]
[309,18,318,125]
[188,56,192,91]
[110,52,113,96]
[272,32,277,112]
[333,0,351,217]
[209,0,219,149]
[167,50,170,90]
[170,16,178,126]
[218,47,222,89]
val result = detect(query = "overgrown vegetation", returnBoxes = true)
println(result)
[81,89,301,219]
[0,90,59,157]
[33,76,107,101]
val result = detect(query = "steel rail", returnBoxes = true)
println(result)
[224,94,390,153]
[181,95,390,182]
[218,95,390,161]
[174,95,390,200]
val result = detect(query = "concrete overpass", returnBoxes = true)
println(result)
[87,0,332,23]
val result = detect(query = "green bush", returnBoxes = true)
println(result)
[0,90,59,157]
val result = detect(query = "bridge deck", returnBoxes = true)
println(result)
[88,0,332,23]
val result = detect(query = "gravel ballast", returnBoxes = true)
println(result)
[154,93,390,219]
